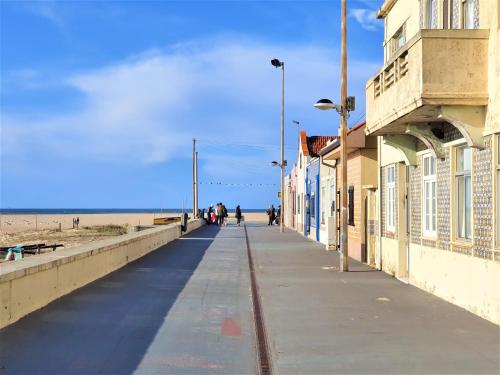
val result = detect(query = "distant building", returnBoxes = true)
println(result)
[318,123,378,262]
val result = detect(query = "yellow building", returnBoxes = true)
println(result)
[366,0,500,324]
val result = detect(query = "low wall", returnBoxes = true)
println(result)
[0,219,204,329]
[409,243,500,325]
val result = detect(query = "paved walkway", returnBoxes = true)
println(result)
[1,223,499,374]
[0,225,256,374]
[247,224,500,374]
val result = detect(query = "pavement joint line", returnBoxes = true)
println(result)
[244,224,274,375]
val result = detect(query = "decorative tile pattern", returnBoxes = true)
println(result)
[452,244,473,256]
[472,136,493,259]
[437,148,451,250]
[410,162,422,245]
[452,0,460,28]
[473,0,480,28]
[443,123,463,142]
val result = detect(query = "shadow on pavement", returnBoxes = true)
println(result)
[0,225,219,375]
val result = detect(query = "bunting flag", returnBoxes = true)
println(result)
[199,181,277,187]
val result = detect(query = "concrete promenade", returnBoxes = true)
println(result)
[0,223,499,374]
[247,225,499,374]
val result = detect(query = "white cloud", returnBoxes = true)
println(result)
[349,8,381,31]
[1,37,379,178]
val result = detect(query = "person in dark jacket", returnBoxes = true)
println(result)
[266,205,276,226]
[207,205,213,225]
[235,205,242,226]
[222,204,228,226]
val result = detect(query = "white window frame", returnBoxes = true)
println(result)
[454,146,472,241]
[462,0,475,29]
[321,185,326,225]
[427,0,437,29]
[422,154,437,237]
[386,165,396,232]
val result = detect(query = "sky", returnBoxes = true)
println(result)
[0,0,384,210]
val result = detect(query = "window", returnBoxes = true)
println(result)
[427,0,437,28]
[321,186,326,224]
[386,165,396,231]
[348,186,355,226]
[496,136,500,246]
[462,0,475,29]
[300,153,302,169]
[423,155,437,237]
[297,195,301,214]
[311,192,316,220]
[455,146,472,240]
[443,0,449,28]
[391,24,406,56]
[329,178,336,217]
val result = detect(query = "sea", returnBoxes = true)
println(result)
[0,208,265,215]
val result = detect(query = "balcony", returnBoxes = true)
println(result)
[366,29,489,137]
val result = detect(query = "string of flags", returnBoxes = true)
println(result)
[199,181,277,187]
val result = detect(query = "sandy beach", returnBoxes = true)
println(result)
[0,212,268,235]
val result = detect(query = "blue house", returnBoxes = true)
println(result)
[305,157,320,241]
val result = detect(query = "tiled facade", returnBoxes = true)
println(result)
[409,160,421,245]
[436,148,451,251]
[472,135,493,260]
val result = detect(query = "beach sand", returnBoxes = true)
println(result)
[0,212,268,234]
[0,212,267,262]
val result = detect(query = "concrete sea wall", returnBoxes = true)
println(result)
[0,219,205,329]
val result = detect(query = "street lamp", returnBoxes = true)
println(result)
[313,0,350,272]
[271,58,285,233]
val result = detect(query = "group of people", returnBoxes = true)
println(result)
[266,204,281,226]
[206,203,243,226]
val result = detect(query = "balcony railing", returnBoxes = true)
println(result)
[373,51,409,98]
[366,29,489,134]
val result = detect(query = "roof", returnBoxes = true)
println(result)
[318,122,367,156]
[307,135,338,157]
[376,0,396,19]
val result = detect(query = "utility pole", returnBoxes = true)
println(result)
[195,151,199,218]
[192,138,197,218]
[339,0,349,271]
[280,62,285,233]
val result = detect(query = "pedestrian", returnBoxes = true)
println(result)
[222,204,228,226]
[211,209,217,224]
[266,204,276,226]
[207,205,213,225]
[235,205,242,226]
[217,203,224,226]
[76,217,80,229]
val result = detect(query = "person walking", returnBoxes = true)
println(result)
[235,205,242,226]
[266,204,276,226]
[217,203,223,226]
[222,204,228,226]
[207,205,213,225]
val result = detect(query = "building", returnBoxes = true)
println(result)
[286,131,336,237]
[318,123,378,262]
[366,0,500,324]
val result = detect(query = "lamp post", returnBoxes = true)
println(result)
[271,58,285,233]
[313,0,350,272]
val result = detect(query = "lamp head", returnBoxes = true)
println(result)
[271,161,279,166]
[314,98,341,112]
[271,58,283,68]
[292,120,300,125]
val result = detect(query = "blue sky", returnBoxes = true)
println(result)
[1,0,384,209]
